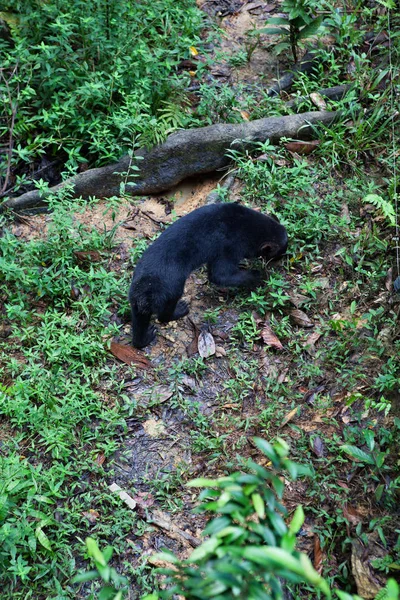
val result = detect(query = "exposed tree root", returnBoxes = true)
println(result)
[1,110,339,213]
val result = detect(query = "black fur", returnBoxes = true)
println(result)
[129,203,288,348]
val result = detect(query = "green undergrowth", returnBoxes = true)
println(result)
[0,0,203,189]
[0,191,155,597]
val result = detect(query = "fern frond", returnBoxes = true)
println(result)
[362,193,396,226]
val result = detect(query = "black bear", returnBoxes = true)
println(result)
[129,202,288,348]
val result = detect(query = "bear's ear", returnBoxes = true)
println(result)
[260,241,280,258]
[269,214,280,223]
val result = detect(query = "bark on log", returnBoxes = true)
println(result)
[2,110,339,212]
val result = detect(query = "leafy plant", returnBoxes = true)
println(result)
[143,437,331,599]
[73,537,128,600]
[362,194,396,226]
[257,0,323,62]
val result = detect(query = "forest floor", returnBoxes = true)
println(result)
[1,1,399,599]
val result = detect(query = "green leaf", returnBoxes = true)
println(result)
[289,505,304,534]
[35,526,52,552]
[297,16,323,40]
[72,569,99,584]
[266,17,289,25]
[253,438,277,463]
[341,445,375,464]
[187,478,220,488]
[86,537,107,566]
[258,27,289,36]
[189,537,220,562]
[151,551,179,564]
[252,493,265,519]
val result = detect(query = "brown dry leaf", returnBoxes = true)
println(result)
[311,436,325,458]
[343,504,363,525]
[261,322,283,350]
[277,368,289,384]
[304,330,322,352]
[288,291,309,308]
[338,480,350,490]
[215,345,227,357]
[240,110,250,121]
[385,267,393,292]
[74,250,101,263]
[314,535,323,574]
[142,418,166,437]
[70,285,80,300]
[252,311,264,325]
[280,406,300,427]
[284,140,320,155]
[290,309,314,328]
[310,92,327,110]
[95,453,106,466]
[132,491,155,510]
[198,330,216,358]
[110,341,152,369]
[82,509,100,523]
[351,539,385,599]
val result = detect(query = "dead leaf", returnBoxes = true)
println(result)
[70,285,80,300]
[95,453,106,466]
[280,406,299,427]
[385,267,393,292]
[303,384,325,404]
[74,250,101,264]
[132,491,155,510]
[277,367,289,384]
[338,480,350,490]
[198,330,216,358]
[142,418,166,437]
[310,92,327,110]
[82,509,100,523]
[261,322,283,350]
[290,309,314,328]
[108,483,137,510]
[311,436,325,457]
[284,140,320,155]
[252,311,264,325]
[288,291,309,308]
[314,535,323,573]
[343,504,363,525]
[304,330,322,352]
[215,345,226,357]
[187,319,200,356]
[351,539,385,599]
[110,341,152,369]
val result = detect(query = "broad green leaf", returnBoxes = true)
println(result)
[298,16,323,40]
[72,569,99,583]
[258,27,289,36]
[187,478,220,487]
[86,537,107,566]
[266,17,289,25]
[35,526,52,552]
[341,445,375,465]
[189,537,220,561]
[253,438,277,463]
[251,493,265,519]
[289,505,304,534]
[151,551,179,564]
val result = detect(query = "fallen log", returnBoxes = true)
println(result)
[2,110,339,212]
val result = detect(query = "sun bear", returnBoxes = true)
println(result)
[129,202,288,348]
